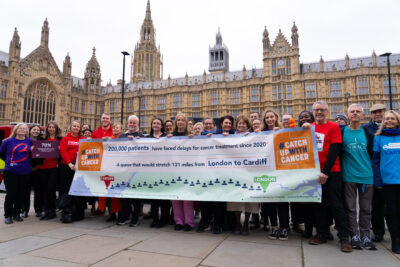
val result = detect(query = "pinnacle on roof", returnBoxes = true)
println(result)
[145,0,152,22]
[291,22,298,33]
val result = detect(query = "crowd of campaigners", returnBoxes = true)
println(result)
[0,100,399,255]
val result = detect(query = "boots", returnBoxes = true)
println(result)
[391,238,400,254]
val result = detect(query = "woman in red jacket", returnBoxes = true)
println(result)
[59,120,84,197]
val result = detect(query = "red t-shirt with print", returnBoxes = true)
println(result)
[312,121,342,172]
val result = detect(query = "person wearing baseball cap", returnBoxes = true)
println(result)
[362,103,386,243]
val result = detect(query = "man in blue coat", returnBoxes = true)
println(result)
[362,103,385,242]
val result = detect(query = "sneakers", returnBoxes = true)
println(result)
[129,220,138,227]
[279,228,289,240]
[268,228,280,240]
[351,235,363,250]
[362,236,377,250]
[340,237,353,253]
[116,219,130,225]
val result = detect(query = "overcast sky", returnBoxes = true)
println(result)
[1,0,399,84]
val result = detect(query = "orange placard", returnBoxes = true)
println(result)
[273,130,315,170]
[77,141,103,171]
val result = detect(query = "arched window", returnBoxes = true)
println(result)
[23,80,56,125]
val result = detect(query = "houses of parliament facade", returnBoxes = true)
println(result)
[0,1,399,132]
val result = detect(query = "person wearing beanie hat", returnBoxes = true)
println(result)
[336,112,348,129]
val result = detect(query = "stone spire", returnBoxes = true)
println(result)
[84,47,101,93]
[63,53,72,78]
[263,26,271,50]
[140,0,155,44]
[131,0,162,82]
[40,18,49,48]
[320,56,324,72]
[9,27,21,63]
[372,50,377,67]
[209,28,229,73]
[345,53,350,70]
[291,22,298,48]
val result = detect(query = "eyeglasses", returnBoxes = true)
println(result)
[313,109,327,113]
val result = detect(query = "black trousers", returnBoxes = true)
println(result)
[3,171,29,218]
[371,187,386,236]
[199,201,226,229]
[59,164,74,197]
[383,185,400,241]
[120,198,141,223]
[38,167,58,211]
[314,172,349,238]
[265,202,290,229]
[21,171,42,213]
[290,203,304,225]
[151,200,171,223]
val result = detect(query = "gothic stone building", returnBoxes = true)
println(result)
[0,1,399,132]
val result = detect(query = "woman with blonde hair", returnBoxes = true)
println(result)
[227,115,259,235]
[21,125,42,218]
[169,113,195,231]
[372,110,400,254]
[262,109,282,130]
[0,123,32,224]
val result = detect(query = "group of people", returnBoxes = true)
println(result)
[0,100,399,255]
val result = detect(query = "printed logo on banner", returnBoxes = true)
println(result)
[100,175,114,189]
[78,142,103,171]
[273,130,315,170]
[254,175,276,191]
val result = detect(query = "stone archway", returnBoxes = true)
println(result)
[23,79,56,125]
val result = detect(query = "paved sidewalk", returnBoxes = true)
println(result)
[0,193,399,267]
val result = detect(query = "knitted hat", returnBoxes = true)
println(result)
[335,112,348,124]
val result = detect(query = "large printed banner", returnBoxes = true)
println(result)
[69,128,322,202]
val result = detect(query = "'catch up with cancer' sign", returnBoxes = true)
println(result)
[69,127,322,202]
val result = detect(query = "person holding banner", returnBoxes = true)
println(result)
[59,120,85,223]
[198,117,225,234]
[0,123,32,224]
[372,110,400,254]
[193,122,203,136]
[261,110,290,240]
[164,120,174,135]
[37,121,62,220]
[169,113,195,231]
[147,117,170,228]
[297,111,316,239]
[118,115,144,227]
[91,113,113,217]
[304,101,352,253]
[227,115,259,235]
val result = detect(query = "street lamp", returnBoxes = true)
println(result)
[121,51,130,125]
[137,87,143,131]
[344,92,350,108]
[380,52,393,110]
